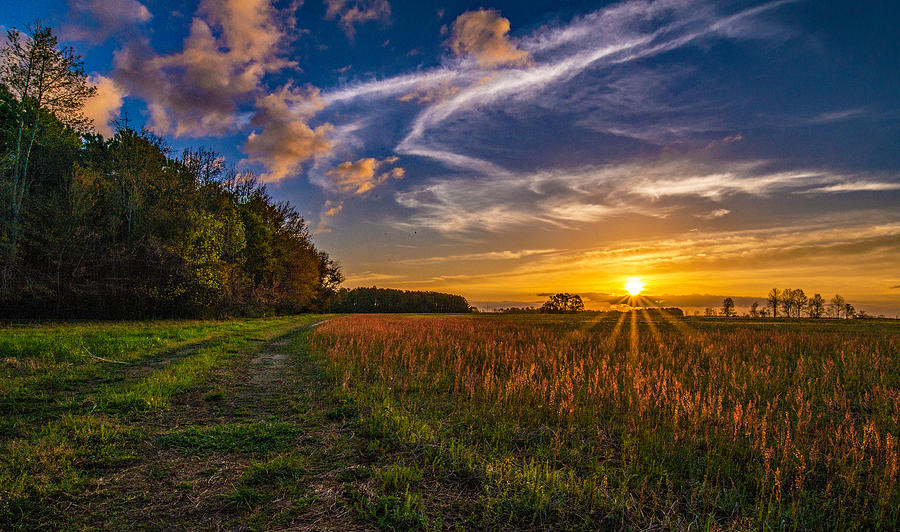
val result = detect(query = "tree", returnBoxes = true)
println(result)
[792,289,807,318]
[808,293,825,318]
[704,307,716,317]
[722,297,736,317]
[749,301,760,317]
[780,288,793,318]
[767,288,780,317]
[541,293,585,313]
[1,22,95,289]
[830,294,846,318]
[844,303,855,319]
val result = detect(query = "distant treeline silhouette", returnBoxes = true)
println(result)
[709,289,866,318]
[0,25,341,318]
[329,287,472,313]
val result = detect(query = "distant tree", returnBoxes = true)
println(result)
[541,293,584,313]
[844,303,855,319]
[767,288,780,317]
[792,289,807,318]
[830,294,846,318]
[0,22,96,289]
[780,288,793,318]
[758,307,769,318]
[749,301,760,318]
[808,293,825,318]
[722,297,736,317]
[704,307,716,317]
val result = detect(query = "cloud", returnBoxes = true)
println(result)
[83,75,127,137]
[447,9,531,68]
[799,181,900,194]
[696,208,731,219]
[322,200,344,217]
[113,0,292,137]
[399,249,560,265]
[244,85,335,182]
[63,0,151,43]
[392,157,900,235]
[324,0,391,37]
[326,156,404,194]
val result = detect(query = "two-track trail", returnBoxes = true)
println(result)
[78,316,377,531]
[0,316,380,531]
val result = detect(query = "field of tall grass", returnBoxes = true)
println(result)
[311,314,900,529]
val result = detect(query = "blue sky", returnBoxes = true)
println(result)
[3,0,900,313]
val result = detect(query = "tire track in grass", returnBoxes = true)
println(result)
[75,316,356,530]
[0,317,313,529]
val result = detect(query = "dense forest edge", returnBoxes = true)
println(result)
[0,24,480,319]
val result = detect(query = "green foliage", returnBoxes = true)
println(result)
[0,112,340,317]
[330,286,471,313]
[0,26,341,317]
[540,293,584,313]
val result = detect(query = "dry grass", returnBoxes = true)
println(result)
[312,313,900,529]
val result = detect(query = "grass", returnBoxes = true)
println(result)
[1,313,897,530]
[311,313,900,530]
[0,315,326,529]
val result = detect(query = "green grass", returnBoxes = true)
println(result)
[157,422,301,455]
[0,315,327,529]
[2,313,897,530]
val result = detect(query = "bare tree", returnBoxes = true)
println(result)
[1,22,96,288]
[749,301,759,317]
[767,288,780,318]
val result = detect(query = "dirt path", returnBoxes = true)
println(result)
[78,318,377,531]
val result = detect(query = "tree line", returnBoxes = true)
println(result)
[329,287,472,313]
[716,290,863,319]
[0,24,343,318]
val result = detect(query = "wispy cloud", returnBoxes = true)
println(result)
[392,158,899,235]
[398,248,560,265]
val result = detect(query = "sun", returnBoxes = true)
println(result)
[625,277,644,296]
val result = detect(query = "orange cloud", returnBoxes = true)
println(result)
[83,75,127,137]
[323,200,344,217]
[244,85,335,182]
[326,156,403,195]
[448,9,531,68]
[114,0,292,137]
[398,81,461,103]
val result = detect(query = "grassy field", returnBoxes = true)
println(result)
[1,314,898,530]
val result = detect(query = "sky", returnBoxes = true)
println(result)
[3,0,900,314]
